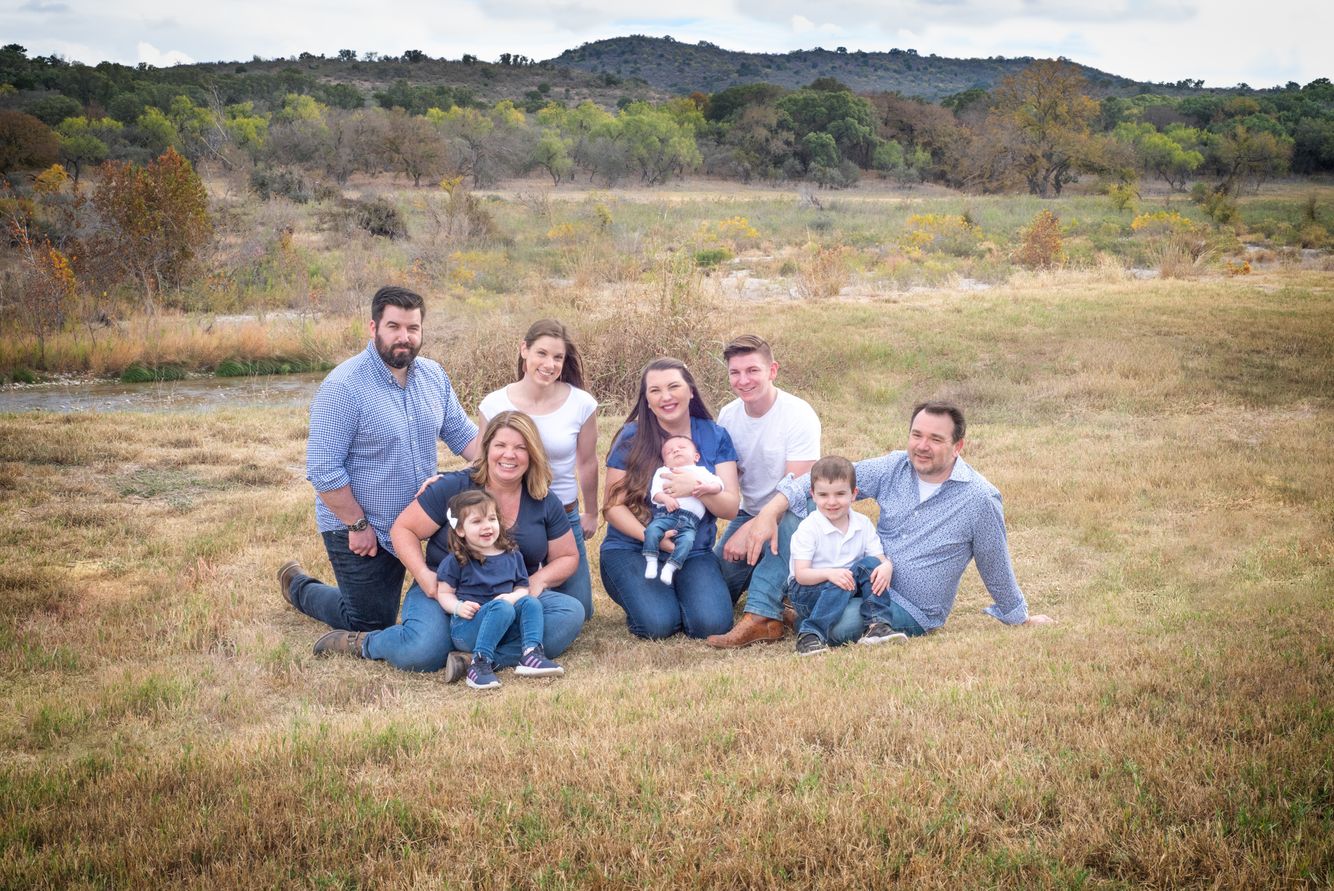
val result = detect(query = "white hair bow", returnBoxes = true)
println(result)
[446,508,458,529]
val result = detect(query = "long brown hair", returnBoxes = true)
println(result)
[604,357,713,524]
[517,318,585,390]
[445,490,517,565]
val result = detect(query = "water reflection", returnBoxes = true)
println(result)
[0,372,325,413]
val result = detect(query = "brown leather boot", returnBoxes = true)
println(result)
[314,630,367,658]
[780,598,798,631]
[705,613,786,649]
[277,560,303,608]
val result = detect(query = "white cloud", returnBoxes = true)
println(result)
[137,42,194,67]
[0,0,1325,87]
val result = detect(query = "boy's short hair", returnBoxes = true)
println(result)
[810,455,855,488]
[723,334,773,365]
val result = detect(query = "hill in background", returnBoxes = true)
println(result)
[547,35,1151,101]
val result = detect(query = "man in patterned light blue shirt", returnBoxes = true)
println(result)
[749,401,1054,640]
[278,286,479,637]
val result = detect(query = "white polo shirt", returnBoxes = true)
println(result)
[788,509,885,580]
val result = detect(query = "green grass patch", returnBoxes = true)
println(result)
[120,362,187,383]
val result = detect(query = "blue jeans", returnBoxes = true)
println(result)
[641,509,701,569]
[716,508,803,619]
[600,547,733,639]
[364,584,584,671]
[565,506,594,619]
[829,593,927,645]
[449,596,544,662]
[290,530,405,631]
[788,556,882,641]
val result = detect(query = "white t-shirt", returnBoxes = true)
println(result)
[717,388,821,513]
[789,509,884,580]
[917,479,943,503]
[478,384,598,505]
[649,464,723,519]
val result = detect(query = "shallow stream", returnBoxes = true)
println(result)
[0,372,324,413]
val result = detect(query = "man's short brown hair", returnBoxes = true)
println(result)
[911,401,966,443]
[723,334,773,365]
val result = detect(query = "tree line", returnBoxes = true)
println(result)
[2,42,1331,200]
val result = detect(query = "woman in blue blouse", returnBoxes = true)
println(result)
[319,411,585,679]
[600,357,741,639]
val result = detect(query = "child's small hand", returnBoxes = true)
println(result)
[828,568,856,591]
[660,493,680,513]
[453,601,479,619]
[870,561,893,596]
[500,588,529,604]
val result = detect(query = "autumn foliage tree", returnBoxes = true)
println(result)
[989,60,1102,197]
[0,109,58,180]
[92,147,212,311]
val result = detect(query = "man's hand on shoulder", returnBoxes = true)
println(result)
[415,474,442,498]
[1022,614,1056,626]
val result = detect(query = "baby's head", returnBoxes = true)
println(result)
[446,489,514,562]
[660,434,700,469]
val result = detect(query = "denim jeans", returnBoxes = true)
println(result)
[641,509,701,569]
[600,547,733,639]
[364,584,584,671]
[565,506,594,620]
[449,596,544,662]
[716,507,803,618]
[788,556,883,642]
[829,592,927,645]
[290,530,405,631]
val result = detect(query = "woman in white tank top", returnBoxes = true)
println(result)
[478,319,599,617]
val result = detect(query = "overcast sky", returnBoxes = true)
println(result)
[4,0,1328,90]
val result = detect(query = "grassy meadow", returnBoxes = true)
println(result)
[1,181,1333,888]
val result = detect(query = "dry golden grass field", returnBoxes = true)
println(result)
[1,184,1332,888]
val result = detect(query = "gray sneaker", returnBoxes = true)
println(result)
[466,655,502,690]
[859,622,908,646]
[795,632,829,656]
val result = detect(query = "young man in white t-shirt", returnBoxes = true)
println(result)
[706,335,822,648]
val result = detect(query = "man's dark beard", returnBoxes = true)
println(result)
[376,339,418,369]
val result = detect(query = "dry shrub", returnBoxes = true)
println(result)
[794,244,851,300]
[439,253,727,411]
[1298,223,1329,249]
[1014,209,1064,269]
[1151,235,1211,279]
[513,190,553,222]
[899,213,981,257]
[408,188,500,287]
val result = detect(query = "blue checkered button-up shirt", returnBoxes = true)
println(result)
[306,342,478,553]
[777,451,1029,631]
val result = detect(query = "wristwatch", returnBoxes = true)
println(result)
[346,516,369,533]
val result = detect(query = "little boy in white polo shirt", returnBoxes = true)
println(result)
[787,455,906,655]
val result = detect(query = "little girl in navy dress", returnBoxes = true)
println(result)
[435,490,565,689]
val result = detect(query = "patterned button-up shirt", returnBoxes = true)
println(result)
[777,451,1029,631]
[306,342,478,553]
